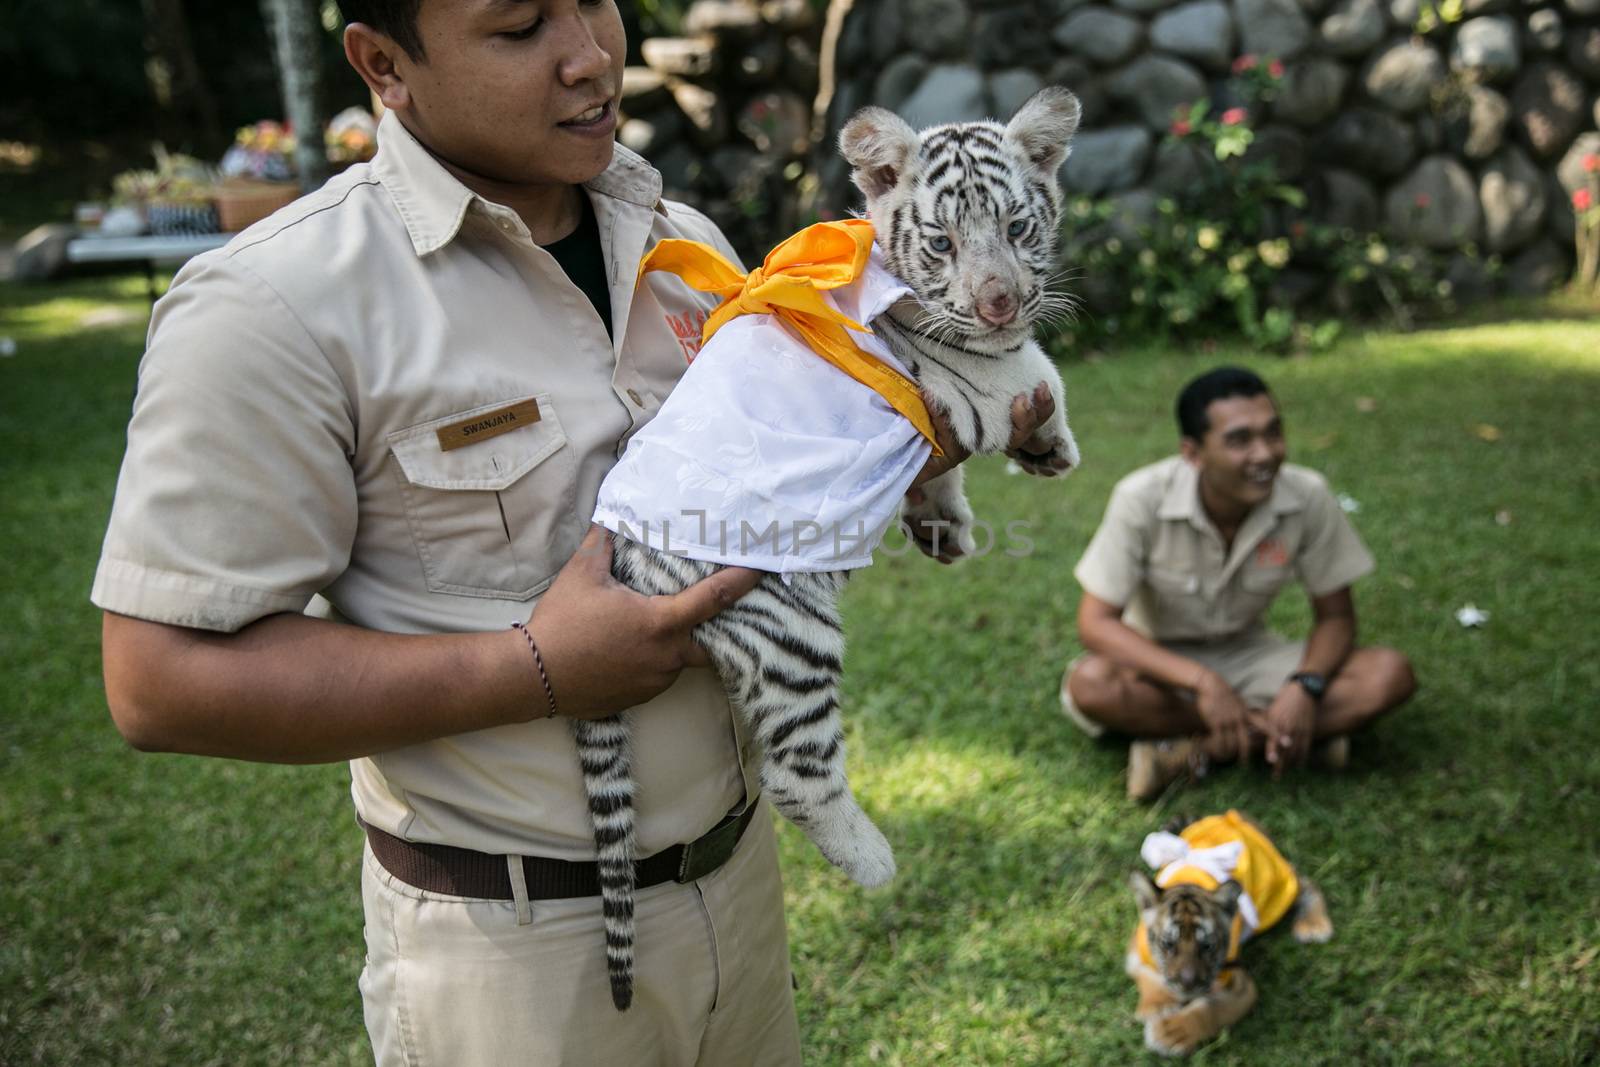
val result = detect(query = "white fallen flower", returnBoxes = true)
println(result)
[1455,604,1489,628]
[1004,459,1024,475]
[1337,493,1360,513]
[0,337,16,358]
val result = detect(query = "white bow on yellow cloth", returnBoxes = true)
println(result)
[1140,831,1261,937]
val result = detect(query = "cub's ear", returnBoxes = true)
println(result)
[1129,870,1162,914]
[1211,879,1244,914]
[1003,86,1081,176]
[840,106,919,200]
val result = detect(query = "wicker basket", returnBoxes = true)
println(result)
[215,179,300,232]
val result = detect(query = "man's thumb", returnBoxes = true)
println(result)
[664,565,764,628]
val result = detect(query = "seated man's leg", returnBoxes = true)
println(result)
[1063,655,1215,801]
[1315,646,1416,735]
[1062,654,1206,738]
[1229,636,1415,759]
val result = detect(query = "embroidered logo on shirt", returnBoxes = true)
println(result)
[1255,538,1289,568]
[435,399,541,452]
[665,308,709,363]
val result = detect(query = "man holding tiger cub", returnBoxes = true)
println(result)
[1062,367,1416,800]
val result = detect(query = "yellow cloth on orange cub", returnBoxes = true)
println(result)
[637,218,941,455]
[1136,810,1299,968]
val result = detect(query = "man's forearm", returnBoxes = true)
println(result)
[1299,614,1355,678]
[103,611,539,764]
[1080,613,1212,692]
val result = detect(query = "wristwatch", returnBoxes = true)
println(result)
[1290,671,1327,701]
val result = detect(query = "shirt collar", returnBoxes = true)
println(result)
[1157,457,1307,528]
[371,109,665,258]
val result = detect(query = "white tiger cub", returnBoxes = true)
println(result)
[576,87,1084,1010]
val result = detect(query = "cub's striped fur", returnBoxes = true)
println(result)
[574,87,1084,1011]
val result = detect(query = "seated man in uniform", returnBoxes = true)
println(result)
[1060,366,1416,800]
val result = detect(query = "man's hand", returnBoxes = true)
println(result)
[527,527,763,720]
[1192,670,1253,765]
[1263,683,1316,778]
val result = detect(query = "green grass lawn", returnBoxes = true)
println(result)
[2,275,1598,1065]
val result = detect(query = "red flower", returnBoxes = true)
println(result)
[1583,153,1600,174]
[1268,59,1285,78]
[1221,108,1249,126]
[1170,117,1192,136]
[1414,193,1431,209]
[1290,221,1307,239]
[1576,188,1595,212]
[1232,54,1258,74]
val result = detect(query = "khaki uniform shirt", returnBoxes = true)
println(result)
[93,111,756,860]
[1073,456,1374,644]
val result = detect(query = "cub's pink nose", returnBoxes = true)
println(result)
[977,293,1017,326]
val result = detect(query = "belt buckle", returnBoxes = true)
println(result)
[675,809,744,884]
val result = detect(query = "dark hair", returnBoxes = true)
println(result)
[1176,366,1271,440]
[342,0,426,59]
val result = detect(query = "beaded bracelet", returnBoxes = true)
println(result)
[510,621,558,718]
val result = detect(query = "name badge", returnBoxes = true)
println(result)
[435,399,542,452]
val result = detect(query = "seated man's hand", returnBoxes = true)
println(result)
[1192,670,1253,765]
[1263,683,1316,778]
[526,526,762,720]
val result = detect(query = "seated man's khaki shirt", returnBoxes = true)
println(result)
[93,111,755,860]
[1073,456,1375,644]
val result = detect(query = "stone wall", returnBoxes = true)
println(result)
[807,0,1600,293]
[621,0,824,262]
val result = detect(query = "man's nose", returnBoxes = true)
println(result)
[558,16,612,86]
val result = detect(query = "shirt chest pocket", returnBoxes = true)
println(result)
[1146,565,1212,636]
[388,393,582,600]
[1238,563,1293,604]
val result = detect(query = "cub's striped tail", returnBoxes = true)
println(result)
[570,713,637,1010]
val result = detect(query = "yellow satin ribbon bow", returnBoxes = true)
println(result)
[637,218,941,454]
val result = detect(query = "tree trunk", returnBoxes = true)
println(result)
[261,0,330,191]
[141,0,223,151]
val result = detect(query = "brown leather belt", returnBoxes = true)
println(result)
[363,803,758,901]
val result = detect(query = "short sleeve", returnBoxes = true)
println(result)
[91,255,358,632]
[1073,479,1151,608]
[1293,475,1375,598]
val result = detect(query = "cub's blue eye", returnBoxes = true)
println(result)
[929,235,953,253]
[1007,219,1028,238]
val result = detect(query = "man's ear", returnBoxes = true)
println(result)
[1130,870,1162,915]
[1179,436,1202,467]
[1003,86,1081,176]
[839,107,919,200]
[344,23,412,112]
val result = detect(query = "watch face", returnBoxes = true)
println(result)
[1295,673,1326,699]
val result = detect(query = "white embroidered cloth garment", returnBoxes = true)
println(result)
[594,246,931,575]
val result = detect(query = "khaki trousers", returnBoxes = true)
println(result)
[359,806,801,1066]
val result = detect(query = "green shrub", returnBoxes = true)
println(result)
[1051,59,1484,356]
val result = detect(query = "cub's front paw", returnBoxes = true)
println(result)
[1143,1010,1207,1058]
[1009,426,1080,478]
[901,493,977,563]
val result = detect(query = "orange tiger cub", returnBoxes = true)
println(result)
[1126,810,1333,1057]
